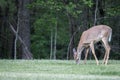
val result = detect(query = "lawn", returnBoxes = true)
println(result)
[0,60,120,80]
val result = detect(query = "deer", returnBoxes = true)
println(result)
[73,25,112,65]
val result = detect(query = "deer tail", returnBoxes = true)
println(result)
[108,30,112,42]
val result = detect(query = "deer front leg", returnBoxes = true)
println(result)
[84,48,89,64]
[90,42,99,65]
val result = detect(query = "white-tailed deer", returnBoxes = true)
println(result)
[73,25,112,65]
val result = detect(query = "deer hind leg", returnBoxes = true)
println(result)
[101,42,107,64]
[84,48,89,64]
[103,52,107,64]
[90,42,99,65]
[102,38,111,65]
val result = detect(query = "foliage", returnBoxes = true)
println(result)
[106,6,120,16]
[0,0,120,59]
[30,0,70,59]
[83,0,93,7]
[0,0,16,17]
[65,2,82,17]
[31,15,55,58]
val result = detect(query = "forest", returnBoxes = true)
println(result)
[0,0,120,60]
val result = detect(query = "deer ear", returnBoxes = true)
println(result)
[73,48,77,54]
[73,48,77,59]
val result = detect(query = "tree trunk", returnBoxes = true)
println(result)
[53,23,57,60]
[98,0,105,24]
[94,0,98,26]
[50,30,53,59]
[54,18,58,59]
[67,13,76,59]
[18,0,33,59]
[0,4,15,59]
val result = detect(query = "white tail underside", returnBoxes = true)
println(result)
[109,32,112,42]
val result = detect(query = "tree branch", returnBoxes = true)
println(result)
[67,27,80,60]
[9,22,33,59]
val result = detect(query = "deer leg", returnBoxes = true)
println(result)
[103,52,107,64]
[84,48,89,64]
[76,52,80,64]
[106,47,110,65]
[101,42,107,64]
[90,42,99,65]
[102,38,111,65]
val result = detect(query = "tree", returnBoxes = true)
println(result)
[0,0,119,60]
[17,0,33,59]
[0,0,16,59]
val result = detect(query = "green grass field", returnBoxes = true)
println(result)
[0,60,120,80]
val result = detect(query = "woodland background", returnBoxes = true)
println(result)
[0,0,119,60]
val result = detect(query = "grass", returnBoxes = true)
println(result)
[0,60,120,80]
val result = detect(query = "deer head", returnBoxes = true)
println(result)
[73,48,79,63]
[73,46,84,64]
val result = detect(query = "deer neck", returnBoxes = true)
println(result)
[77,43,84,54]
